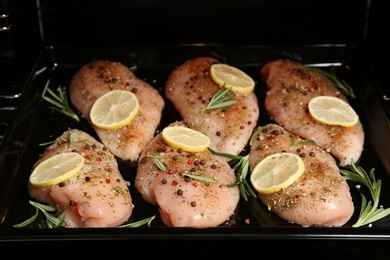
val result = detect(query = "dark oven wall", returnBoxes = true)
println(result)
[41,0,371,46]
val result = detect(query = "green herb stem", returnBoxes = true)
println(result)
[208,147,256,201]
[42,86,80,121]
[13,200,68,228]
[340,160,390,227]
[201,85,237,113]
[311,67,356,98]
[118,215,156,228]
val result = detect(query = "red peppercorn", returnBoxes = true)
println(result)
[168,169,174,175]
[187,159,193,165]
[106,179,111,184]
[240,125,245,129]
[193,182,198,187]
[97,157,102,162]
[172,180,178,186]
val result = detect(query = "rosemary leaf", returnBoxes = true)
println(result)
[249,125,268,145]
[43,86,80,122]
[30,200,58,212]
[207,147,243,161]
[311,67,356,98]
[340,159,390,227]
[184,173,217,183]
[12,207,39,228]
[13,200,68,228]
[208,147,256,201]
[202,85,238,113]
[118,215,156,228]
[146,154,167,172]
[283,82,305,102]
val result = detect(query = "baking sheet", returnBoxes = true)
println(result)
[1,44,390,241]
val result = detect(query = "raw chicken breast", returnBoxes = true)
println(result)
[70,60,165,161]
[165,56,259,158]
[28,129,133,228]
[261,59,364,166]
[249,124,354,227]
[135,121,240,227]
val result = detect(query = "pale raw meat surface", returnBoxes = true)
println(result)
[165,56,259,158]
[261,59,364,166]
[249,124,354,227]
[135,121,240,227]
[28,129,133,228]
[69,60,165,161]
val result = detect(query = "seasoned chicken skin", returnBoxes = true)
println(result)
[165,57,259,158]
[70,60,165,161]
[261,59,364,166]
[135,121,240,227]
[249,124,354,227]
[28,129,133,228]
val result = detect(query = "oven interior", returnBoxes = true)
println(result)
[1,0,390,250]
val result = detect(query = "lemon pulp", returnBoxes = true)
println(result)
[29,152,85,187]
[162,126,211,152]
[210,63,255,93]
[250,152,305,194]
[90,90,139,130]
[308,96,359,127]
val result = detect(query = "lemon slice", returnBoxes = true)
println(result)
[250,152,305,194]
[29,153,85,187]
[162,125,211,152]
[210,63,255,93]
[308,96,359,127]
[90,90,139,130]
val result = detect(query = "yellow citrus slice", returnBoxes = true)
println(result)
[162,125,211,152]
[90,90,139,130]
[210,63,255,93]
[250,152,305,194]
[29,152,85,187]
[308,96,359,127]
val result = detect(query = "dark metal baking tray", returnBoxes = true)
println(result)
[1,44,390,242]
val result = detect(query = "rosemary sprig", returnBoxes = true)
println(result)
[183,173,217,183]
[118,215,156,228]
[201,84,237,113]
[208,147,257,201]
[311,66,356,98]
[39,132,92,147]
[13,200,68,228]
[146,154,217,183]
[290,134,315,148]
[42,86,80,121]
[283,82,306,102]
[146,154,167,172]
[340,160,390,227]
[13,200,156,229]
